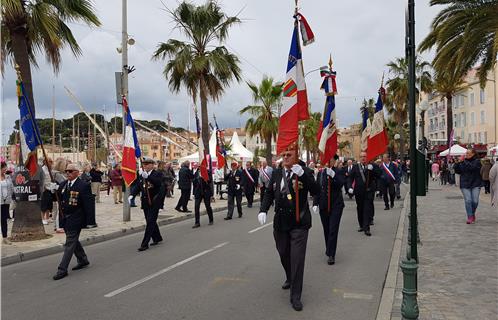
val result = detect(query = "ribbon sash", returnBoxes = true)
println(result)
[244,168,255,184]
[382,162,396,181]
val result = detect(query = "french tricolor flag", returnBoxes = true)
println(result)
[318,72,338,165]
[121,96,141,186]
[366,87,389,162]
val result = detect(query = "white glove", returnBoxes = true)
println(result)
[257,212,267,225]
[367,164,373,171]
[291,164,304,177]
[236,185,240,190]
[48,182,59,192]
[312,206,318,213]
[128,195,133,204]
[348,188,354,194]
[141,171,149,179]
[326,168,335,178]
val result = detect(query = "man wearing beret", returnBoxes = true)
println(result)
[224,162,243,220]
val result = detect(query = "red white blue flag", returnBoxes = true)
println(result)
[121,96,141,186]
[366,87,389,162]
[195,108,209,182]
[318,65,338,165]
[17,81,41,176]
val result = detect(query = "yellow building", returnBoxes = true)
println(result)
[337,124,362,160]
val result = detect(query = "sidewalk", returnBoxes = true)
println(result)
[1,190,256,266]
[389,182,498,320]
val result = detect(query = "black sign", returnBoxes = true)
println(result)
[13,171,40,202]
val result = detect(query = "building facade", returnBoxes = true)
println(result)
[337,124,362,160]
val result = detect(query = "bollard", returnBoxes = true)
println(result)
[400,258,419,319]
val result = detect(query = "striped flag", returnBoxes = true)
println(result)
[195,109,209,182]
[17,81,41,176]
[360,104,371,152]
[276,15,313,155]
[366,87,389,162]
[318,64,338,165]
[121,96,141,186]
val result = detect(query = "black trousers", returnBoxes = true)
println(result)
[319,207,344,258]
[245,192,254,207]
[58,229,88,272]
[354,192,374,231]
[227,193,243,218]
[194,195,214,224]
[274,229,309,302]
[176,188,191,211]
[141,207,163,247]
[1,204,10,238]
[484,180,490,194]
[382,181,395,208]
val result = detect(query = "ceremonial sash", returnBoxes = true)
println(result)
[244,168,255,184]
[382,162,396,181]
[260,167,270,181]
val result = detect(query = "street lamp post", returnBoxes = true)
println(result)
[121,0,130,221]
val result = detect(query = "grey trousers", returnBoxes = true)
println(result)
[274,229,309,302]
[58,229,88,272]
[227,193,242,218]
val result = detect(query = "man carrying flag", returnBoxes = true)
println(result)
[258,5,319,312]
[121,96,141,187]
[213,115,226,170]
[241,161,258,208]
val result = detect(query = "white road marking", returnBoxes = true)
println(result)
[343,292,373,300]
[104,241,229,298]
[248,222,273,234]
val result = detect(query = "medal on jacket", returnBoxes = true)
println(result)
[287,193,292,200]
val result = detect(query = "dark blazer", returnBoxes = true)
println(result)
[178,165,194,190]
[57,177,94,231]
[454,157,483,189]
[193,169,213,199]
[131,170,165,210]
[379,162,399,185]
[260,161,319,231]
[241,167,259,193]
[225,169,243,196]
[347,163,381,195]
[313,167,345,212]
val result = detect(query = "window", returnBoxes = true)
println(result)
[484,131,487,144]
[462,113,467,127]
[480,110,485,124]
[478,132,483,143]
[471,112,475,126]
[480,88,485,104]
[473,132,477,142]
[470,93,475,106]
[454,114,458,128]
[468,133,472,142]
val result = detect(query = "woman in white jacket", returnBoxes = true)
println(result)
[0,162,14,244]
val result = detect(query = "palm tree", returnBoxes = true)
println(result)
[1,0,101,111]
[239,76,281,164]
[338,140,351,157]
[386,57,433,157]
[419,0,498,87]
[153,0,242,155]
[302,111,321,163]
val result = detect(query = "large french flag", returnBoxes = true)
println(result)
[276,22,310,155]
[360,106,371,152]
[366,88,389,162]
[318,72,338,165]
[121,96,141,186]
[18,82,41,176]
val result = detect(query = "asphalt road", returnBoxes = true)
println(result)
[2,195,402,320]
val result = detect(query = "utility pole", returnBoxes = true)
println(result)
[93,113,97,162]
[121,0,131,221]
[52,85,55,147]
[72,115,75,161]
[77,115,80,162]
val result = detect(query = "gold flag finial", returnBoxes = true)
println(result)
[328,54,333,69]
[380,71,385,88]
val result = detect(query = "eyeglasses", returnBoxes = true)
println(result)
[65,170,75,173]
[281,153,293,158]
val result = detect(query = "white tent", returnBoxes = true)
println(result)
[179,131,218,163]
[439,145,468,156]
[489,145,498,153]
[229,131,253,160]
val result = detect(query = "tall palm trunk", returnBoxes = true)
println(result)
[10,25,36,111]
[199,77,210,155]
[446,94,453,146]
[265,133,272,164]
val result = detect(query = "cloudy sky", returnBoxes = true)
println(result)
[1,0,440,146]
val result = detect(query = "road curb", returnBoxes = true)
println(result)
[375,192,409,320]
[1,199,257,267]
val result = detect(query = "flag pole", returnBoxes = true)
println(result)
[15,64,64,218]
[294,0,300,224]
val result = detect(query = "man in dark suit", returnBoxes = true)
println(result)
[175,160,193,213]
[131,157,166,251]
[347,151,381,236]
[192,167,214,228]
[313,155,345,265]
[53,163,93,280]
[241,161,259,208]
[224,162,243,220]
[258,145,319,312]
[344,159,354,199]
[380,153,398,210]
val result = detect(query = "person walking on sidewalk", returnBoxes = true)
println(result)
[41,158,54,225]
[52,163,92,280]
[379,153,398,210]
[257,145,319,312]
[480,158,492,194]
[176,160,193,213]
[192,167,214,228]
[241,161,258,208]
[0,162,14,245]
[224,162,243,220]
[131,158,166,252]
[347,151,381,236]
[489,160,498,209]
[110,163,123,204]
[454,148,482,224]
[90,163,103,203]
[431,161,440,182]
[312,155,345,265]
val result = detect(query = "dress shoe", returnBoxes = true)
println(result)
[192,224,200,229]
[238,214,243,218]
[390,203,394,208]
[224,217,232,220]
[281,280,291,290]
[137,246,149,252]
[85,224,97,229]
[327,256,335,265]
[130,204,137,207]
[183,209,192,213]
[208,221,214,225]
[175,207,183,213]
[150,240,162,246]
[291,300,303,311]
[384,206,390,210]
[370,221,374,226]
[53,272,68,280]
[248,205,252,208]
[396,196,401,199]
[357,228,364,232]
[364,230,372,236]
[72,261,89,270]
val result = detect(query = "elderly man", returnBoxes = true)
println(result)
[52,163,94,280]
[241,161,258,208]
[224,162,243,220]
[258,160,273,198]
[258,144,319,311]
[176,160,193,213]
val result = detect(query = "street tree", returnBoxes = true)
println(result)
[152,0,242,155]
[302,111,321,163]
